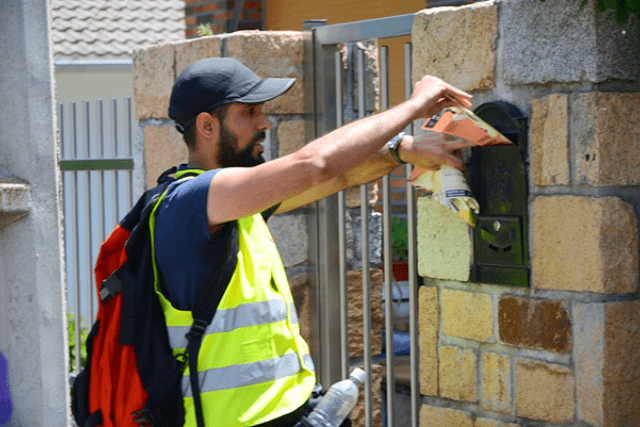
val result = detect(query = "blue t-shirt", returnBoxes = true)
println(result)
[154,169,232,311]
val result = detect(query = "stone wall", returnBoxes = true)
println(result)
[413,1,640,427]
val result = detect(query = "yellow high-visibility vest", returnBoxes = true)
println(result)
[150,188,315,427]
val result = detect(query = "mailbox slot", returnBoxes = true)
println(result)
[467,101,529,287]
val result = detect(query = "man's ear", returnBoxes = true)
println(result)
[195,111,219,138]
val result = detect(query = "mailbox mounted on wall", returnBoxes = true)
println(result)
[466,101,529,287]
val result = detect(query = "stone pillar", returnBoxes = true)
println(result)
[0,0,70,425]
[413,1,640,426]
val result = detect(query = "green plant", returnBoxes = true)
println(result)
[540,0,639,26]
[67,312,88,372]
[391,216,409,261]
[197,24,213,37]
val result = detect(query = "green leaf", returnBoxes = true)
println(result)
[597,0,609,11]
[616,2,630,24]
[626,0,640,13]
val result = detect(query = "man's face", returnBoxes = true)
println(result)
[216,103,269,168]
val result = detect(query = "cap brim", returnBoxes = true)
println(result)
[236,78,296,104]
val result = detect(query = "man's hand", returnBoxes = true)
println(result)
[409,75,473,119]
[399,132,476,171]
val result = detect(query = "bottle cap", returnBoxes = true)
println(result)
[350,368,367,386]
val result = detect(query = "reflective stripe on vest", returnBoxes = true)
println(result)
[182,353,315,397]
[166,300,299,350]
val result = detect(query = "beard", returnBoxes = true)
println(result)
[217,125,266,168]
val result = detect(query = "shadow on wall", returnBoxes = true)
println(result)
[0,352,13,425]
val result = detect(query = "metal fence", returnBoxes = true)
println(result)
[58,97,135,373]
[305,14,421,427]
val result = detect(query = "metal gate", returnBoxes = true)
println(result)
[58,97,135,373]
[304,15,420,427]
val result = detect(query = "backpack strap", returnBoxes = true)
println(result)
[186,223,238,427]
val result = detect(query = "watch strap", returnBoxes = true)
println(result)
[387,132,406,164]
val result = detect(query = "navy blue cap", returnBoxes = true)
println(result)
[169,57,296,133]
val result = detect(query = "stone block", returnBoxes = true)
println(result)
[482,352,512,414]
[345,209,382,270]
[143,124,188,188]
[340,40,380,115]
[439,346,477,402]
[501,0,640,84]
[0,178,30,228]
[420,405,473,427]
[419,286,438,396]
[350,364,383,427]
[347,269,384,358]
[475,420,520,427]
[276,118,306,157]
[516,359,575,423]
[574,300,640,427]
[267,212,308,268]
[532,196,638,293]
[344,184,378,209]
[498,296,571,353]
[531,94,569,186]
[572,92,640,186]
[133,44,175,120]
[417,196,471,281]
[175,36,224,76]
[288,272,311,344]
[226,31,304,115]
[442,288,493,342]
[412,2,497,92]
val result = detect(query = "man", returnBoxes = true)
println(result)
[155,57,472,427]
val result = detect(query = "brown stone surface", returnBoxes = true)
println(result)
[420,405,474,427]
[347,269,383,358]
[573,92,640,186]
[133,44,175,120]
[516,359,575,423]
[442,288,493,342]
[482,352,512,414]
[175,36,224,76]
[474,420,520,427]
[417,197,471,281]
[576,300,640,426]
[143,124,188,188]
[498,296,571,353]
[289,272,312,343]
[531,94,569,186]
[419,286,438,396]
[412,2,497,92]
[344,184,378,209]
[439,346,477,402]
[226,31,304,115]
[532,196,638,293]
[350,364,383,427]
[277,118,306,156]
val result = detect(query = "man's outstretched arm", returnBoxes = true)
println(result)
[206,75,472,226]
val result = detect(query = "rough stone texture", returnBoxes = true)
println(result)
[419,286,438,396]
[340,39,380,114]
[417,196,471,281]
[419,405,474,427]
[475,420,520,427]
[345,184,378,209]
[289,272,312,344]
[482,352,512,414]
[498,296,571,353]
[351,364,383,427]
[501,0,640,84]
[0,180,30,228]
[439,346,477,402]
[175,36,224,76]
[531,94,569,186]
[346,209,382,270]
[143,124,188,188]
[412,2,497,92]
[277,118,306,157]
[133,43,175,120]
[226,31,304,115]
[442,289,493,342]
[574,300,640,427]
[516,359,575,423]
[267,212,308,268]
[532,196,638,293]
[573,92,640,186]
[347,269,384,358]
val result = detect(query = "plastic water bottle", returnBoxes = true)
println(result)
[305,368,367,427]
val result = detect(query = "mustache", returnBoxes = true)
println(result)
[250,131,266,146]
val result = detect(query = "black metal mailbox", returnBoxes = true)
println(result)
[466,101,529,287]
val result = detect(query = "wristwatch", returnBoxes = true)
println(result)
[387,132,406,164]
